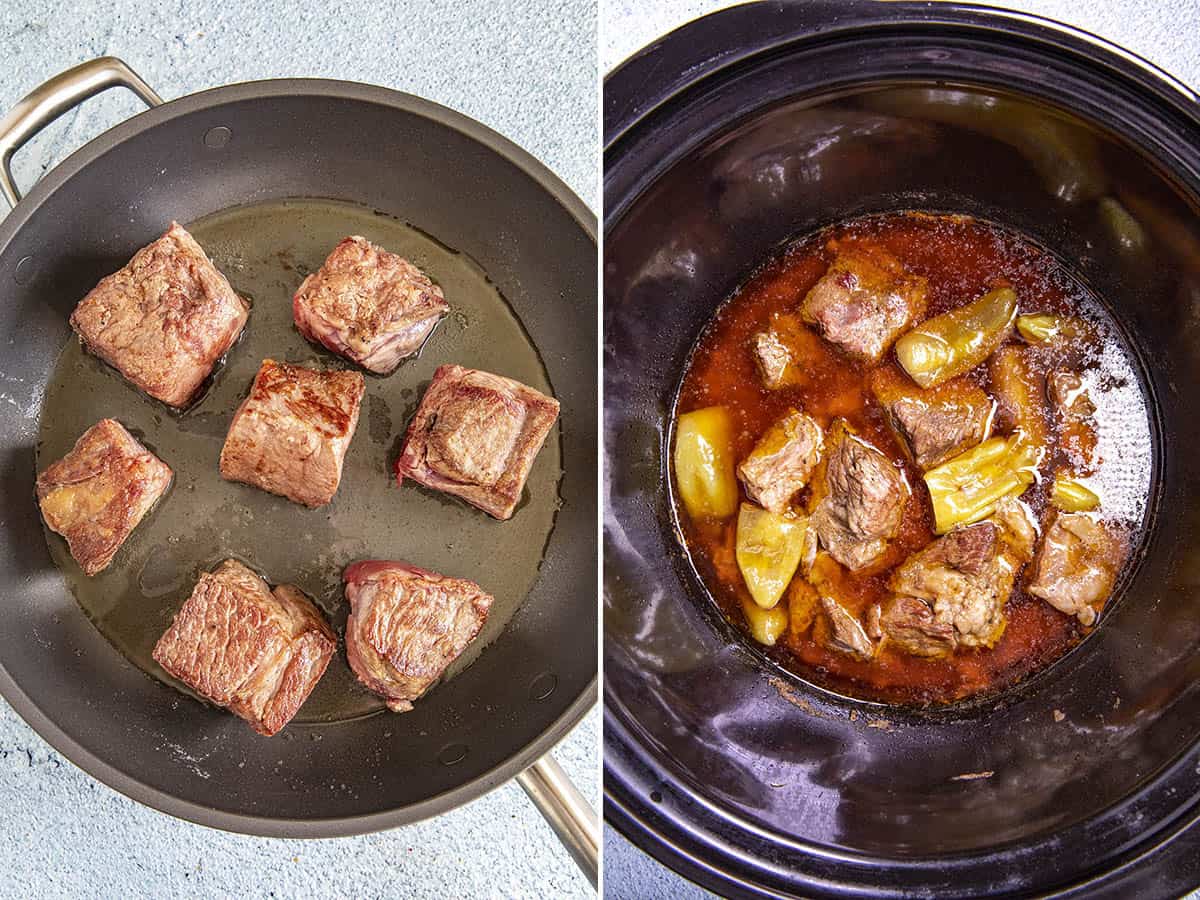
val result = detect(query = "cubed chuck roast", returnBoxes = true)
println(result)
[811,422,908,570]
[1028,511,1123,626]
[36,419,172,576]
[219,359,365,508]
[752,330,791,389]
[819,596,876,660]
[800,243,928,362]
[343,560,493,712]
[293,236,449,374]
[1048,370,1095,418]
[69,222,248,407]
[395,365,559,520]
[152,560,336,736]
[873,375,994,470]
[737,409,824,513]
[883,521,1017,657]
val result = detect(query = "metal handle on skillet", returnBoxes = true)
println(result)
[517,753,600,888]
[0,56,163,208]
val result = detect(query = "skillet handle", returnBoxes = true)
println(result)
[516,753,600,889]
[0,56,163,208]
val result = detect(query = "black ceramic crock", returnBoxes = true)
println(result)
[603,2,1200,896]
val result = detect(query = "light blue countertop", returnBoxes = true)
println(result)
[601,1,1200,898]
[0,1,598,897]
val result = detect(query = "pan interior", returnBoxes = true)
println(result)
[35,197,562,724]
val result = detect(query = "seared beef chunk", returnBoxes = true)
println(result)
[811,423,908,570]
[885,522,1014,656]
[992,494,1038,561]
[220,359,365,508]
[737,409,824,513]
[152,560,336,736]
[36,419,172,576]
[787,578,821,642]
[991,345,1048,446]
[1048,369,1099,471]
[871,369,994,470]
[343,560,493,712]
[395,365,559,520]
[885,387,993,470]
[881,595,957,657]
[1028,512,1122,626]
[800,244,928,362]
[70,223,248,407]
[293,236,449,375]
[820,596,875,660]
[1048,370,1095,417]
[926,522,997,574]
[864,602,883,640]
[752,330,791,389]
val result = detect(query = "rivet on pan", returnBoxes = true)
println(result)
[437,743,468,766]
[529,672,557,701]
[203,126,232,149]
[13,255,34,285]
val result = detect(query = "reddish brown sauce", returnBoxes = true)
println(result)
[675,213,1150,705]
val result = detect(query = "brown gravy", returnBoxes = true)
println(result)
[674,213,1153,705]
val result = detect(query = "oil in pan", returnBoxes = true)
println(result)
[35,198,563,723]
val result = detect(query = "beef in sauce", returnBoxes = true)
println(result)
[671,213,1153,705]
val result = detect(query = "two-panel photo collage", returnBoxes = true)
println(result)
[1,1,1197,897]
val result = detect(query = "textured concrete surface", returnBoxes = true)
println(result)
[601,1,1200,897]
[0,1,598,898]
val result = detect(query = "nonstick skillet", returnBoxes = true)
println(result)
[605,2,1200,897]
[0,58,597,880]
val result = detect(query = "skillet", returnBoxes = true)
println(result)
[0,58,597,880]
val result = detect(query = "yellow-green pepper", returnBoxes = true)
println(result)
[735,503,807,610]
[1051,472,1100,512]
[741,596,789,646]
[923,432,1041,533]
[1016,313,1094,345]
[895,287,1018,388]
[673,406,738,520]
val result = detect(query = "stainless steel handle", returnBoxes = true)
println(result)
[0,56,163,208]
[517,753,599,889]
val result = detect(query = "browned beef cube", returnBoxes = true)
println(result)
[801,243,928,362]
[69,223,248,407]
[343,560,493,712]
[395,364,560,520]
[885,522,1015,656]
[1028,511,1124,626]
[1048,370,1095,417]
[993,494,1038,561]
[880,595,957,658]
[36,419,172,576]
[219,359,365,508]
[152,560,336,736]
[811,422,907,570]
[819,596,875,660]
[737,409,824,513]
[293,236,449,375]
[888,395,991,470]
[752,330,791,389]
[871,372,995,470]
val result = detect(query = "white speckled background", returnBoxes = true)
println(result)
[0,1,598,897]
[601,1,1200,897]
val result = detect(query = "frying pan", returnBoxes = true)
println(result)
[0,58,597,881]
[604,2,1200,896]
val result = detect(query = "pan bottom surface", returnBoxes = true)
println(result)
[35,197,562,725]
